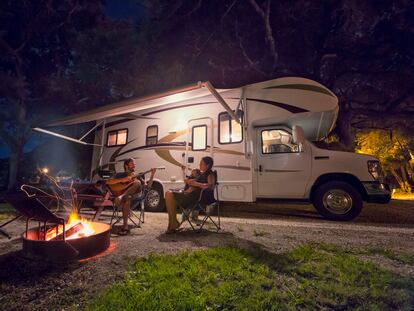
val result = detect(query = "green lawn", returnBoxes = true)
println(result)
[87,244,414,310]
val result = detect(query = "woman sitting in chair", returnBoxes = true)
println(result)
[165,156,215,233]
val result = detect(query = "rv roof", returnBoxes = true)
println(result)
[46,81,224,126]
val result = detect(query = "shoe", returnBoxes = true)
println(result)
[165,227,183,234]
[118,228,130,236]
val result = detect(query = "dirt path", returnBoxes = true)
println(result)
[0,200,413,311]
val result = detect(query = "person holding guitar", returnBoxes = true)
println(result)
[165,156,215,233]
[106,158,156,235]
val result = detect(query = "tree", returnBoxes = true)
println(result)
[0,0,104,190]
[356,129,413,191]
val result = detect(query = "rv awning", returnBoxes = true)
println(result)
[43,81,236,127]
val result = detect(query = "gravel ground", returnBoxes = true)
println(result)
[0,200,413,311]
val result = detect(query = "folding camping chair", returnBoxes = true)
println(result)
[178,170,220,232]
[74,180,113,221]
[109,184,147,229]
[3,191,66,240]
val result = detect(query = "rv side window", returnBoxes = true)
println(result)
[261,129,299,154]
[146,125,158,145]
[192,125,207,151]
[106,129,128,147]
[219,111,243,144]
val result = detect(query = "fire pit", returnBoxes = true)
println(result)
[22,211,111,262]
[3,183,112,262]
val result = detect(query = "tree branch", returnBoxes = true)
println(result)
[236,22,267,76]
[248,0,278,71]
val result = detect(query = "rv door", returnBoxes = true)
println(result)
[185,118,214,169]
[255,127,311,198]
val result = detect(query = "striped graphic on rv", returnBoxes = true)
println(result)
[263,83,335,97]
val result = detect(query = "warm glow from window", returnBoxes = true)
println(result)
[220,117,230,143]
[231,119,242,141]
[219,112,242,144]
[107,132,117,146]
[192,125,207,150]
[117,129,127,145]
[107,129,128,146]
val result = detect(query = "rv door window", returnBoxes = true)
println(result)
[261,129,299,154]
[192,125,207,151]
[146,125,158,145]
[106,129,128,147]
[219,111,243,144]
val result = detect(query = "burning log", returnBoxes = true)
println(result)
[48,222,84,241]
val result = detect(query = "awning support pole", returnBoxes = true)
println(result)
[79,120,104,141]
[33,127,101,146]
[202,81,240,123]
[99,119,106,167]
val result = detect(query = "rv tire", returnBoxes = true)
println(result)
[313,181,362,221]
[145,183,165,212]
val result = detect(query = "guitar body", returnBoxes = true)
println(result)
[107,181,135,195]
[105,167,165,196]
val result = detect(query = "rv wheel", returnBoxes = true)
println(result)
[145,184,165,212]
[313,181,362,221]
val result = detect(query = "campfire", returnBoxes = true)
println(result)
[45,210,95,241]
[15,171,112,262]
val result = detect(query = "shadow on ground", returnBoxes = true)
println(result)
[0,250,81,286]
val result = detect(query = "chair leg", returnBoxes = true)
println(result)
[198,203,221,232]
[140,200,145,223]
[128,210,141,228]
[110,204,121,228]
[178,206,197,231]
[26,219,29,239]
[0,214,22,239]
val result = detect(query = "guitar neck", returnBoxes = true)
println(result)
[137,166,165,176]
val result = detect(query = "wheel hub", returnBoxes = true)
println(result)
[146,189,160,208]
[323,189,353,214]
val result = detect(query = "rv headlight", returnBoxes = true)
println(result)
[367,160,383,180]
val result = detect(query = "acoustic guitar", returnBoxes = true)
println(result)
[106,167,165,194]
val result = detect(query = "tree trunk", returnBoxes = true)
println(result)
[389,166,404,190]
[7,145,23,191]
[400,164,412,192]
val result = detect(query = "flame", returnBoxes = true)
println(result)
[45,210,95,241]
[66,210,95,239]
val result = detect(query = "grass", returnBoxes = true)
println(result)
[0,203,14,220]
[87,244,414,310]
[317,243,414,266]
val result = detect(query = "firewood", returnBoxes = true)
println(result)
[48,222,84,241]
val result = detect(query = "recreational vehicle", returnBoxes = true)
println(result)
[36,77,391,220]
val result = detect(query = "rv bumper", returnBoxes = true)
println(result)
[362,181,391,203]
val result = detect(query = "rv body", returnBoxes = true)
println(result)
[88,77,390,220]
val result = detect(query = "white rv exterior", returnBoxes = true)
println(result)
[41,77,391,220]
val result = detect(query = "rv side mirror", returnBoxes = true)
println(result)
[292,125,305,152]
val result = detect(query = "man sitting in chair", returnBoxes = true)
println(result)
[106,158,156,235]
